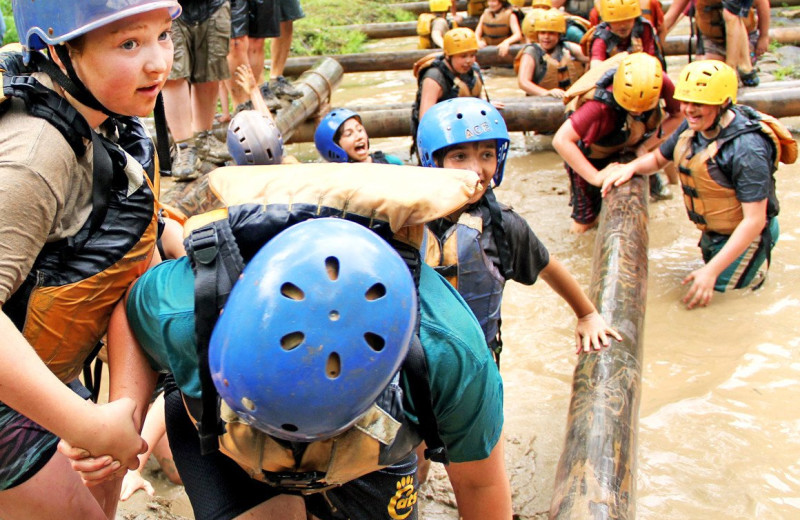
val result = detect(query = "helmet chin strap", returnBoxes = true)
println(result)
[33,44,119,119]
[710,99,732,131]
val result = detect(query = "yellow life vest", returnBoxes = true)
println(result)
[418,13,436,49]
[481,7,513,45]
[413,53,485,99]
[514,42,585,90]
[675,107,797,234]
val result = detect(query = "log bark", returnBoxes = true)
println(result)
[285,84,800,143]
[160,58,343,217]
[549,175,649,520]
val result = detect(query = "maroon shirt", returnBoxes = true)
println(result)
[569,75,679,148]
[590,20,658,62]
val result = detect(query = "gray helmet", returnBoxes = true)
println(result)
[227,110,285,165]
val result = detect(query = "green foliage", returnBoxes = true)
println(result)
[768,40,783,53]
[1,0,18,46]
[288,0,415,56]
[774,65,800,80]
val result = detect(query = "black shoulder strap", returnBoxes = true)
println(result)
[402,337,449,464]
[185,218,245,454]
[483,189,515,280]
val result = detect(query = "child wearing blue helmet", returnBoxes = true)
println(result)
[0,0,181,518]
[314,108,405,164]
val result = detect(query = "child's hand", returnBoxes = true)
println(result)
[547,88,566,99]
[234,64,257,94]
[601,163,635,197]
[497,41,511,57]
[120,469,155,501]
[490,99,505,110]
[574,311,622,354]
[681,265,717,309]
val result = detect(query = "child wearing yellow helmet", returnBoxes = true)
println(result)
[417,0,457,49]
[589,0,667,42]
[411,27,502,160]
[602,60,796,307]
[516,9,588,97]
[475,0,524,57]
[584,0,665,70]
[553,53,683,233]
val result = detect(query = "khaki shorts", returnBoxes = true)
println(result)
[169,2,232,83]
[699,30,758,65]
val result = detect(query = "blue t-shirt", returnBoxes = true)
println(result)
[127,258,503,463]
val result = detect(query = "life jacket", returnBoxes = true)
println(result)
[565,0,594,20]
[639,0,657,27]
[181,163,484,489]
[468,0,488,17]
[695,0,757,42]
[411,54,486,153]
[514,42,585,90]
[420,190,515,363]
[481,7,514,46]
[418,13,437,49]
[581,17,665,68]
[564,62,663,160]
[0,51,158,382]
[674,105,796,235]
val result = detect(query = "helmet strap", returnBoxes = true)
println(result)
[36,45,117,118]
[709,100,731,133]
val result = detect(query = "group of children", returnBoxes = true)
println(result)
[0,0,795,519]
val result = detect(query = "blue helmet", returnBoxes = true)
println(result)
[14,0,181,62]
[416,98,510,186]
[314,108,361,163]
[209,218,417,442]
[227,110,285,166]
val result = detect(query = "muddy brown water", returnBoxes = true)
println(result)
[116,34,800,519]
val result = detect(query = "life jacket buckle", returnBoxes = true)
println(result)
[190,226,220,265]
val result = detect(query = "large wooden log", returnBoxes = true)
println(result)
[285,84,800,143]
[275,26,800,75]
[161,58,343,217]
[549,175,649,520]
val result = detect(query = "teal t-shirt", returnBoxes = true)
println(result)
[127,258,503,462]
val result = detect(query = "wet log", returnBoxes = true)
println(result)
[549,175,649,520]
[160,58,343,217]
[284,84,800,143]
[335,18,478,39]
[276,26,800,75]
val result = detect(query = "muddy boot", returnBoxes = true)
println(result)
[649,173,673,201]
[269,75,303,100]
[172,139,201,181]
[258,83,282,111]
[195,130,231,165]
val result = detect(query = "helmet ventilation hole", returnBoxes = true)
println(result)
[281,282,305,300]
[281,331,305,350]
[326,256,340,280]
[365,283,386,301]
[329,310,340,321]
[326,352,341,378]
[364,332,386,352]
[281,424,299,433]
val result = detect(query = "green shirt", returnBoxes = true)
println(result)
[127,258,503,462]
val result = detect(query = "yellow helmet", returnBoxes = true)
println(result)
[533,9,567,33]
[531,0,553,8]
[599,0,641,22]
[509,0,526,6]
[522,8,547,40]
[443,27,480,56]
[429,0,451,13]
[674,60,738,105]
[612,53,663,112]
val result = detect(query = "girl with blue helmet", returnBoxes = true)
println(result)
[314,108,404,164]
[1,0,181,518]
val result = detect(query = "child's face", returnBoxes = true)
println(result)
[681,101,721,133]
[450,52,477,74]
[537,31,561,51]
[488,0,503,11]
[441,140,497,204]
[338,117,370,162]
[68,8,174,118]
[608,19,636,38]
